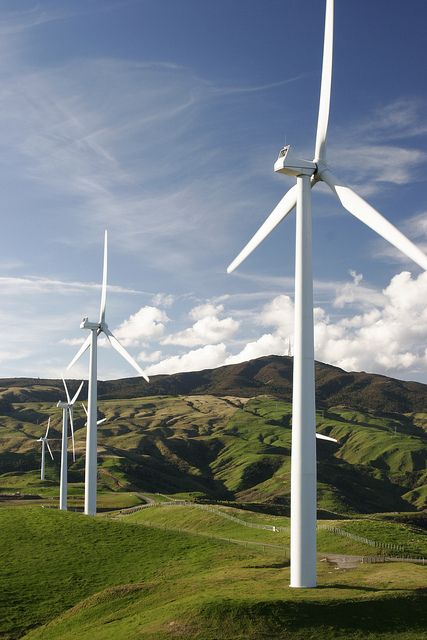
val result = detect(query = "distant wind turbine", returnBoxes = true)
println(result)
[67,230,149,516]
[57,378,84,510]
[81,403,107,427]
[37,418,54,481]
[227,0,427,588]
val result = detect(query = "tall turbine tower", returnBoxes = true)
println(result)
[67,231,149,516]
[227,0,427,588]
[37,418,54,480]
[57,379,84,511]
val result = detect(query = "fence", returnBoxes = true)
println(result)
[135,519,288,557]
[119,499,290,532]
[319,525,405,553]
[118,500,426,563]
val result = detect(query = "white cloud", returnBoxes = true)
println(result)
[162,303,239,347]
[333,271,386,309]
[138,349,162,363]
[226,333,288,365]
[113,306,169,346]
[189,303,223,321]
[0,275,142,296]
[151,293,175,307]
[258,294,294,337]
[146,343,229,375]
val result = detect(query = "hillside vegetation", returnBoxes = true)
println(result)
[1,507,426,640]
[2,355,427,412]
[1,390,426,514]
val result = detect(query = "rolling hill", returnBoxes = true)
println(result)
[0,356,426,515]
[1,355,427,413]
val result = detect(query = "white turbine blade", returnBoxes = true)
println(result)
[104,328,149,382]
[227,184,298,273]
[314,0,334,162]
[71,380,84,405]
[68,408,76,462]
[66,334,92,371]
[99,229,108,324]
[316,432,337,443]
[81,402,88,417]
[97,417,107,425]
[45,417,51,439]
[322,171,427,271]
[46,441,54,460]
[62,377,71,404]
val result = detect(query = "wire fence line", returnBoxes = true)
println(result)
[117,517,427,566]
[119,500,290,532]
[317,525,406,553]
[118,499,426,562]
[133,519,289,557]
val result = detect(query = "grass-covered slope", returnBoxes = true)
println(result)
[2,355,427,413]
[1,507,426,640]
[1,393,426,513]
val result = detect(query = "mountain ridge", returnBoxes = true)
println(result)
[1,355,426,414]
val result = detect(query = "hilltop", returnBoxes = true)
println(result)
[1,355,427,414]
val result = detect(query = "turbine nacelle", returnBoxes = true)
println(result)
[80,317,100,331]
[274,145,316,178]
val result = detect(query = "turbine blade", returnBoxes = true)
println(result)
[97,417,107,425]
[314,0,334,162]
[104,328,149,382]
[81,402,88,417]
[99,229,108,324]
[322,171,427,271]
[71,380,84,405]
[316,432,337,443]
[227,184,298,273]
[46,441,54,460]
[66,334,92,371]
[68,408,76,462]
[62,377,71,404]
[45,417,51,439]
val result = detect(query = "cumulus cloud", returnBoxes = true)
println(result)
[162,303,239,347]
[146,343,229,375]
[138,349,163,363]
[226,333,288,365]
[151,293,175,307]
[113,306,169,346]
[333,270,386,308]
[128,270,427,380]
[314,270,427,373]
[258,294,294,337]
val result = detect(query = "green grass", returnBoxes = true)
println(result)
[1,394,426,514]
[338,519,427,557]
[121,504,424,557]
[1,507,426,640]
[1,506,266,639]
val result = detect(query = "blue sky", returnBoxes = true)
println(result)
[1,0,427,382]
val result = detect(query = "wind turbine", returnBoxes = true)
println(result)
[37,418,54,481]
[81,403,107,427]
[227,0,427,588]
[57,378,84,510]
[67,230,149,516]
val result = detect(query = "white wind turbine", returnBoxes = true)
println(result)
[37,418,54,481]
[57,378,84,511]
[67,230,149,516]
[81,403,107,427]
[227,0,427,588]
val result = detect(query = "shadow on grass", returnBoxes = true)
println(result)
[197,591,427,638]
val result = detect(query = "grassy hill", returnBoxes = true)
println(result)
[1,507,426,640]
[2,355,427,412]
[0,392,426,515]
